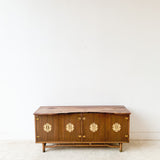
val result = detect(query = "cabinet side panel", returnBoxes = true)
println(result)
[34,115,37,143]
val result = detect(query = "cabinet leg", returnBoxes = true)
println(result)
[119,143,122,152]
[42,143,46,152]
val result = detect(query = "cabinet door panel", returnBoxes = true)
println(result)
[82,113,106,142]
[109,114,129,142]
[58,113,82,142]
[36,115,58,142]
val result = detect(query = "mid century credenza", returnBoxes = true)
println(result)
[34,106,131,152]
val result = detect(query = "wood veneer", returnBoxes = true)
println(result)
[34,105,131,152]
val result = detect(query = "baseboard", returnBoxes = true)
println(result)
[130,131,160,140]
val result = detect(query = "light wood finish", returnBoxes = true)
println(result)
[42,143,46,152]
[34,106,131,152]
[45,143,120,148]
[119,143,122,152]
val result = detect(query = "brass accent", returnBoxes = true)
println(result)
[37,136,40,138]
[89,123,98,132]
[78,135,81,138]
[43,123,52,133]
[83,135,86,138]
[66,123,74,132]
[36,117,39,120]
[125,135,128,138]
[125,117,128,120]
[82,117,86,120]
[112,123,121,132]
[78,117,81,120]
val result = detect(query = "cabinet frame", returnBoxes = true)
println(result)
[34,106,131,152]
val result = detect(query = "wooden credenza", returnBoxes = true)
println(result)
[34,106,131,152]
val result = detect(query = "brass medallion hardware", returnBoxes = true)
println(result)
[78,117,81,120]
[43,123,52,133]
[89,123,98,132]
[112,123,121,132]
[36,117,39,120]
[125,117,128,120]
[36,136,40,138]
[82,117,86,120]
[66,123,74,132]
[83,135,86,138]
[125,135,128,138]
[78,135,81,138]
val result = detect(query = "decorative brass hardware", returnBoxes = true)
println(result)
[36,117,39,120]
[89,123,98,132]
[78,135,81,138]
[66,123,74,132]
[37,136,40,138]
[78,117,81,120]
[112,123,121,132]
[82,117,86,120]
[43,123,52,133]
[125,117,128,120]
[125,135,128,138]
[83,135,86,138]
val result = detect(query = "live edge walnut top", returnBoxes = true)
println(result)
[34,105,131,115]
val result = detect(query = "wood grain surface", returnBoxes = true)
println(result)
[34,106,131,152]
[34,105,131,115]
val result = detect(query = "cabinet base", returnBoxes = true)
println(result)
[42,143,123,152]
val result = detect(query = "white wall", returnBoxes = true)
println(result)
[0,0,160,140]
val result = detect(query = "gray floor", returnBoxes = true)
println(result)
[0,140,160,160]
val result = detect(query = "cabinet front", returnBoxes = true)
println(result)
[82,113,107,142]
[35,114,82,142]
[109,114,129,142]
[35,115,59,142]
[58,113,82,142]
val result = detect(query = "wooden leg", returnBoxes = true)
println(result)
[42,143,46,152]
[119,143,122,152]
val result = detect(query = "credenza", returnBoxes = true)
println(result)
[34,105,131,152]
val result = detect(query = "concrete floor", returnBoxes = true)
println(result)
[0,140,160,160]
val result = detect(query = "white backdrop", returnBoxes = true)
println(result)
[0,0,160,140]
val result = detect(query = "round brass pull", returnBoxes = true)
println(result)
[82,117,86,120]
[83,135,86,138]
[78,135,81,138]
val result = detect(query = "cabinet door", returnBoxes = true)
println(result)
[109,114,129,142]
[82,113,107,142]
[58,113,82,142]
[35,115,59,142]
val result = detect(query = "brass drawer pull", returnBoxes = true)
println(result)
[83,135,86,138]
[82,117,86,120]
[78,135,81,138]
[78,117,81,120]
[125,135,128,138]
[125,117,128,120]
